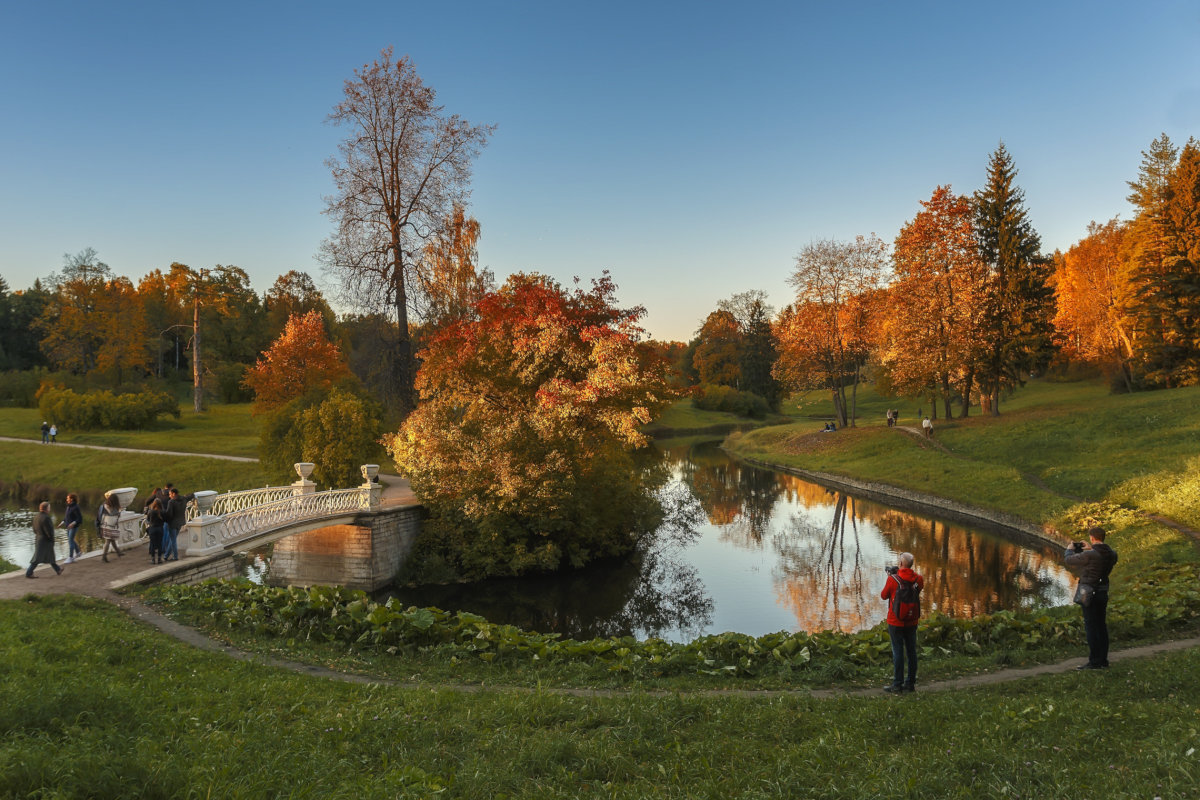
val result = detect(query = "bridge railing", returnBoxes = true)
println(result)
[185,486,297,522]
[192,486,370,551]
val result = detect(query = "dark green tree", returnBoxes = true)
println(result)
[739,297,782,409]
[973,144,1055,415]
[1127,137,1200,386]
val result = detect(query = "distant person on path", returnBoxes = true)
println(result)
[97,493,124,562]
[40,421,49,444]
[63,493,83,563]
[49,424,57,443]
[25,501,63,578]
[164,486,195,562]
[145,498,166,564]
[922,416,933,438]
[1064,526,1118,670]
[880,552,923,692]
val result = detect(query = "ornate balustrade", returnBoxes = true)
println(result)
[186,486,296,521]
[106,463,384,559]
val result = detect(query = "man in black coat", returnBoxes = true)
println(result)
[163,487,194,562]
[1064,526,1119,670]
[26,502,63,577]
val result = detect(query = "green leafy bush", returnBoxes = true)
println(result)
[258,385,383,487]
[147,564,1200,679]
[36,386,179,430]
[691,384,771,419]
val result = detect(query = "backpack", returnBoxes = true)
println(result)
[890,573,920,624]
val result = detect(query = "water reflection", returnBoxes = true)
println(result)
[0,443,1074,641]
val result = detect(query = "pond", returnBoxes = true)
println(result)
[0,441,1075,641]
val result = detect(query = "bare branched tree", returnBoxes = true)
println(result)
[320,46,494,417]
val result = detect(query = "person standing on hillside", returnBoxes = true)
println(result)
[164,486,194,562]
[63,493,83,563]
[40,421,49,444]
[1064,526,1119,670]
[880,552,924,693]
[25,502,63,577]
[921,416,933,438]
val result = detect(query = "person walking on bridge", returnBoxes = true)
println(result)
[25,502,63,578]
[97,493,124,562]
[164,486,194,562]
[63,493,83,563]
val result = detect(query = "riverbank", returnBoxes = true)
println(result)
[3,594,1199,798]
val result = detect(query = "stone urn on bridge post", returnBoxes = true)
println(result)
[292,462,316,496]
[178,489,220,557]
[360,464,382,510]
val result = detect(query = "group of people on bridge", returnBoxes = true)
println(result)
[24,483,195,577]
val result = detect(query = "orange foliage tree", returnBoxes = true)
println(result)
[1052,218,1135,389]
[388,272,673,580]
[244,310,351,413]
[775,235,888,427]
[878,186,988,418]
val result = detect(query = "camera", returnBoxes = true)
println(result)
[1072,541,1085,553]
[885,565,899,575]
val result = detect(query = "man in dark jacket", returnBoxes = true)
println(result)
[63,493,84,563]
[26,502,63,577]
[1064,526,1119,670]
[880,552,924,693]
[163,486,194,561]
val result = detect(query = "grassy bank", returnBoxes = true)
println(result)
[727,380,1200,528]
[0,403,260,458]
[643,399,789,438]
[0,441,269,505]
[2,594,1198,799]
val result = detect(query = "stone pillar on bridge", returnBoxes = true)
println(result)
[179,490,222,557]
[361,464,382,510]
[292,462,316,496]
[105,487,146,546]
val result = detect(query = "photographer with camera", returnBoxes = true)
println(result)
[1063,526,1118,670]
[880,552,924,693]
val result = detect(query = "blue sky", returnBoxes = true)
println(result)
[2,1,1198,341]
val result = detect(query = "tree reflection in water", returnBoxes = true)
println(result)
[353,440,1073,640]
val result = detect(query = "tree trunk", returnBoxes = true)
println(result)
[192,298,202,413]
[394,295,416,420]
[989,388,1000,417]
[849,364,860,428]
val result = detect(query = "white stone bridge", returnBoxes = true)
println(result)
[102,463,421,590]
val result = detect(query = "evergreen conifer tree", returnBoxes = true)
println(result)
[973,144,1054,414]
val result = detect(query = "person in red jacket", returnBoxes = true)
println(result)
[881,552,924,693]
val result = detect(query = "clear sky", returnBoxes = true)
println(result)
[2,1,1198,341]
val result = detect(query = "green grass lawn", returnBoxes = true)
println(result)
[2,594,1198,799]
[0,403,261,458]
[0,441,270,505]
[730,379,1200,529]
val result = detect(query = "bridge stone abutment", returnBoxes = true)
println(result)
[267,504,422,591]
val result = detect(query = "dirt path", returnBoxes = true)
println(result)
[0,435,257,462]
[5,539,1197,699]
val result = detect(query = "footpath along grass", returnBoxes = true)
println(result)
[727,380,1200,527]
[2,595,1199,799]
[0,441,270,504]
[0,403,261,458]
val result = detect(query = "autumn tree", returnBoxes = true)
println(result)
[776,235,888,426]
[137,267,189,378]
[388,272,672,580]
[973,144,1055,414]
[36,248,113,375]
[1052,218,1136,389]
[244,310,352,413]
[691,310,744,388]
[320,47,494,418]
[91,276,151,384]
[1124,134,1200,386]
[415,203,493,332]
[264,270,335,342]
[719,290,782,407]
[879,187,988,418]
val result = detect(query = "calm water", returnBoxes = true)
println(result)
[1,442,1074,641]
